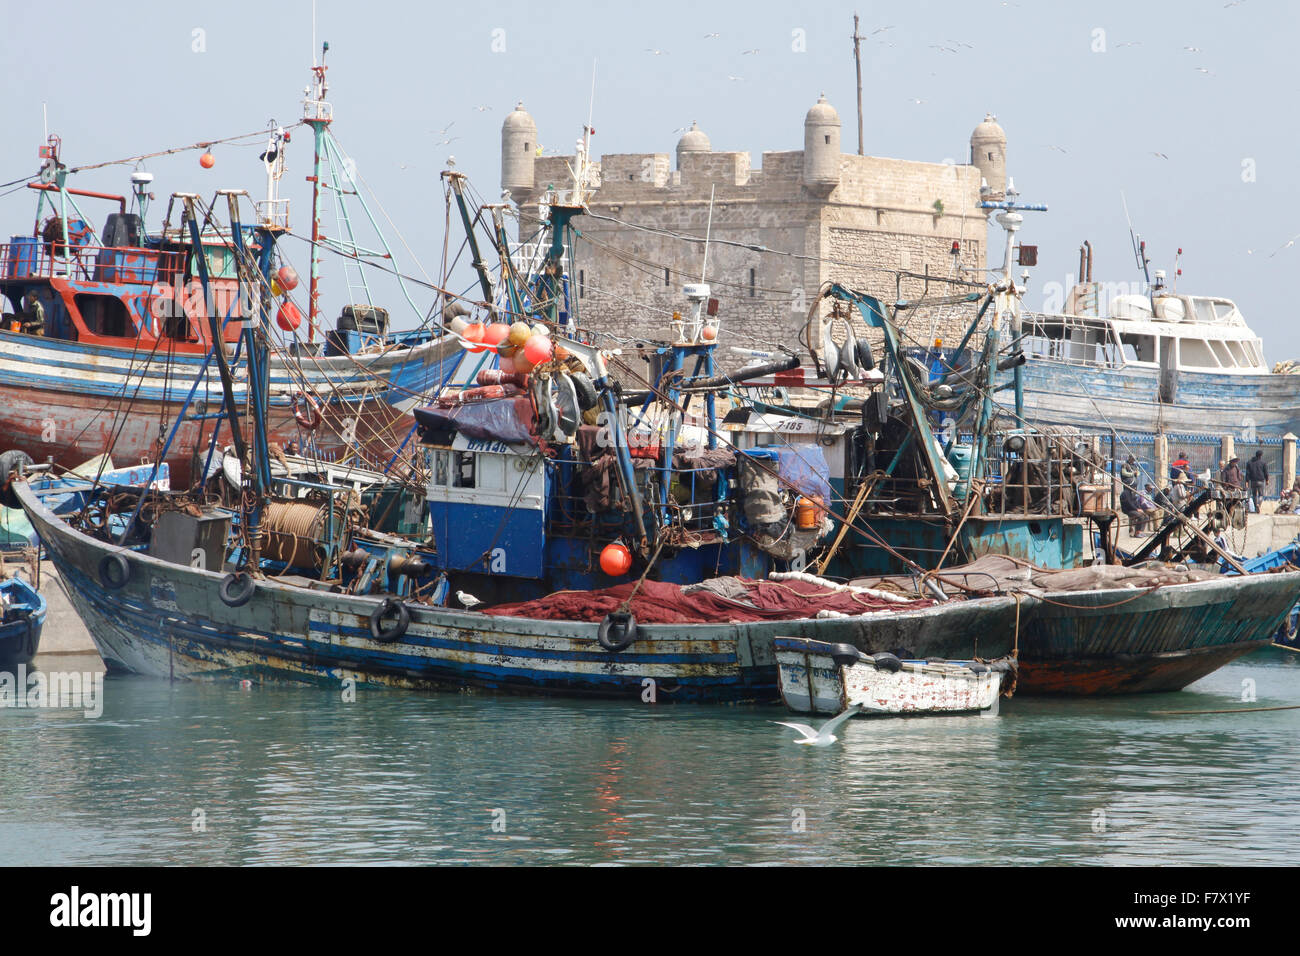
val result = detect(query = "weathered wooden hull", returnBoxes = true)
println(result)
[1013,573,1300,694]
[17,483,1026,703]
[775,638,1005,716]
[1009,359,1300,437]
[0,329,462,484]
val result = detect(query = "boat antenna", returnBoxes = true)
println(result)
[1122,190,1152,293]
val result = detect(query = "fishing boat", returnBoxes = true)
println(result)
[1005,235,1300,438]
[0,52,463,486]
[11,142,1036,702]
[775,637,1012,716]
[0,574,46,669]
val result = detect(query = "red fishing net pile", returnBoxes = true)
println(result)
[481,577,929,624]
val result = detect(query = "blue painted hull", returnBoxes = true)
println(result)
[1008,359,1300,438]
[17,483,1025,702]
[0,577,46,669]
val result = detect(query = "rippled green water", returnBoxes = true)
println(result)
[2,648,1298,865]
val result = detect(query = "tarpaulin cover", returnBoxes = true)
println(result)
[482,576,931,624]
[777,443,832,502]
[413,398,536,446]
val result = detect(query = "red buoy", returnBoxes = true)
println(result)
[200,152,215,169]
[599,542,633,576]
[276,301,303,332]
[276,265,300,291]
[523,334,553,366]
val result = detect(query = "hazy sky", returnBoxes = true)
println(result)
[2,1,1297,355]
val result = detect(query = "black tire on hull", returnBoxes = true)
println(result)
[97,552,130,590]
[219,572,256,608]
[0,449,34,510]
[370,598,410,643]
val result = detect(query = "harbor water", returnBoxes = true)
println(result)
[2,643,1297,866]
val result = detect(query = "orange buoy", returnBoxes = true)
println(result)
[276,301,303,332]
[199,152,215,169]
[498,353,517,374]
[463,322,486,351]
[553,344,570,361]
[599,542,633,576]
[276,265,300,291]
[700,324,718,341]
[523,334,553,366]
[483,322,511,349]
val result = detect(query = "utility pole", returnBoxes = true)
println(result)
[852,14,864,155]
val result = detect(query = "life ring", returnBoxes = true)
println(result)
[370,597,410,643]
[597,611,638,652]
[98,552,131,590]
[292,391,323,431]
[219,571,256,608]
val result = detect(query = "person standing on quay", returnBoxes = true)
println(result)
[1245,450,1269,512]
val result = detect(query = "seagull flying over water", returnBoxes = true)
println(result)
[773,703,865,746]
[456,590,483,609]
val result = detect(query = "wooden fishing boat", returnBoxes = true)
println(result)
[775,637,1011,716]
[0,57,463,485]
[0,574,46,670]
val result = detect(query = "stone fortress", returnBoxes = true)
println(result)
[500,96,1009,358]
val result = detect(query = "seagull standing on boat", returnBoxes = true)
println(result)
[456,590,482,610]
[773,703,864,746]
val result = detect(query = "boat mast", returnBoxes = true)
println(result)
[304,42,332,344]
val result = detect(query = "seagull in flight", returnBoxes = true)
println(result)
[1269,234,1300,258]
[727,74,745,81]
[703,32,720,39]
[456,590,483,609]
[473,105,492,112]
[645,48,669,55]
[1044,144,1069,153]
[1195,66,1215,75]
[1183,45,1203,53]
[1151,151,1170,159]
[773,703,866,746]
[871,25,896,34]
[740,48,760,55]
[1224,0,1246,7]
[1117,40,1141,47]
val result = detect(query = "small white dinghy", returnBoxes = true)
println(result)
[774,637,1014,717]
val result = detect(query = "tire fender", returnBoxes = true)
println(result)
[98,552,131,590]
[370,597,410,643]
[219,571,256,608]
[597,611,637,652]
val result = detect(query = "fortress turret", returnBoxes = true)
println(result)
[501,101,537,197]
[970,112,1007,200]
[803,94,841,195]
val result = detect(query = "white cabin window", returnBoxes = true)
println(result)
[434,450,450,487]
[1119,332,1157,365]
[1209,341,1233,367]
[1193,298,1217,323]
[1180,339,1218,368]
[1225,341,1249,368]
[478,453,506,492]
